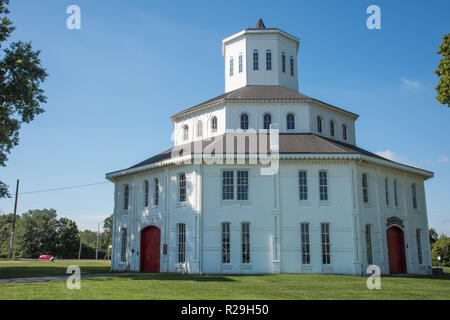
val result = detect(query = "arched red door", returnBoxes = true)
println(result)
[140,226,161,272]
[386,226,407,274]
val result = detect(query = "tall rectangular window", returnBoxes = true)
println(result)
[365,224,373,265]
[121,228,127,262]
[222,171,234,200]
[281,53,286,72]
[412,184,417,209]
[154,178,159,206]
[385,178,389,206]
[321,223,331,264]
[416,229,423,264]
[222,223,231,263]
[253,50,258,70]
[394,179,399,207]
[229,57,234,76]
[299,171,308,201]
[300,223,310,264]
[179,173,186,203]
[144,180,149,207]
[319,171,328,201]
[266,50,272,70]
[238,54,243,73]
[241,223,250,263]
[237,171,249,201]
[123,184,129,210]
[290,57,294,76]
[362,173,369,203]
[177,223,186,263]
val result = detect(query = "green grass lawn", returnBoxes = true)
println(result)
[0,263,449,300]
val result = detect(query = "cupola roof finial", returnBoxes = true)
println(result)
[256,18,266,29]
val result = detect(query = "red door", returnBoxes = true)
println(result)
[140,226,161,272]
[386,226,407,274]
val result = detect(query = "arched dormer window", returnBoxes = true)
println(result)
[281,52,286,73]
[253,50,259,70]
[182,124,189,141]
[154,178,159,207]
[211,116,218,133]
[263,113,272,130]
[196,120,203,137]
[240,113,249,130]
[342,124,348,140]
[317,116,323,133]
[330,120,335,137]
[266,50,272,70]
[290,56,294,76]
[287,113,295,130]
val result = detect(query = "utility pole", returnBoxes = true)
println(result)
[78,233,82,260]
[95,222,100,260]
[9,179,19,259]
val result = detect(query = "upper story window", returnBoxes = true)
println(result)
[263,113,272,130]
[281,52,286,73]
[154,178,159,207]
[238,53,243,73]
[290,56,294,76]
[319,171,328,201]
[240,113,249,130]
[229,57,234,76]
[178,173,186,203]
[330,120,335,137]
[317,116,323,133]
[412,183,417,209]
[144,180,149,207]
[123,184,129,210]
[299,170,308,201]
[120,228,127,262]
[394,179,399,207]
[253,50,259,70]
[287,113,295,130]
[266,50,272,70]
[222,170,248,201]
[211,116,218,133]
[182,125,189,141]
[342,124,348,141]
[196,120,203,137]
[362,173,369,203]
[385,177,389,206]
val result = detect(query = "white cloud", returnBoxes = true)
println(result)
[375,150,418,166]
[401,77,420,89]
[437,155,449,163]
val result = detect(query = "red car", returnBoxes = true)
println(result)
[38,255,54,261]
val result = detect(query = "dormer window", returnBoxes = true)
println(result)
[240,113,249,130]
[330,120,335,137]
[238,53,243,73]
[281,52,286,73]
[287,113,295,130]
[253,50,259,70]
[343,124,348,140]
[290,56,294,76]
[196,121,203,137]
[266,50,272,70]
[229,57,234,76]
[182,125,189,141]
[211,116,218,133]
[317,116,323,133]
[263,113,272,130]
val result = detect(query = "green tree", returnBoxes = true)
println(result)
[429,228,439,247]
[431,235,450,267]
[0,0,48,197]
[0,213,20,257]
[54,218,80,258]
[434,34,450,107]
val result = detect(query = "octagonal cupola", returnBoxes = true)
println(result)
[222,19,300,93]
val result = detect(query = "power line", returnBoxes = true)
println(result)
[12,181,110,196]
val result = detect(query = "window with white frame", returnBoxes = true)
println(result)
[300,223,310,264]
[229,56,234,76]
[412,183,418,209]
[416,229,423,264]
[144,180,149,207]
[211,116,218,133]
[317,116,323,133]
[266,50,272,70]
[154,178,159,207]
[385,177,389,206]
[394,179,399,207]
[365,224,373,264]
[222,170,234,200]
[121,228,127,262]
[196,121,203,137]
[299,170,308,201]
[342,124,348,140]
[237,171,249,201]
[263,113,272,130]
[287,113,295,130]
[290,56,294,76]
[253,50,259,70]
[241,222,250,263]
[178,173,186,203]
[238,53,243,73]
[182,125,189,141]
[281,52,286,73]
[123,184,129,210]
[321,223,331,264]
[319,171,328,201]
[221,222,231,263]
[177,223,186,263]
[240,113,249,130]
[330,120,335,137]
[362,173,369,203]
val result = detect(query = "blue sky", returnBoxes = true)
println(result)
[0,0,449,233]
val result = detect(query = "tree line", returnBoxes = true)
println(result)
[0,209,113,259]
[429,228,450,267]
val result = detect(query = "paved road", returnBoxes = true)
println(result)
[0,259,110,264]
[0,272,133,285]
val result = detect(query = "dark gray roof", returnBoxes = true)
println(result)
[170,85,358,119]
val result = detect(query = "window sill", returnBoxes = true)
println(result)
[120,210,128,215]
[298,201,311,206]
[363,203,372,208]
[319,201,331,206]
[176,202,186,208]
[221,201,251,206]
